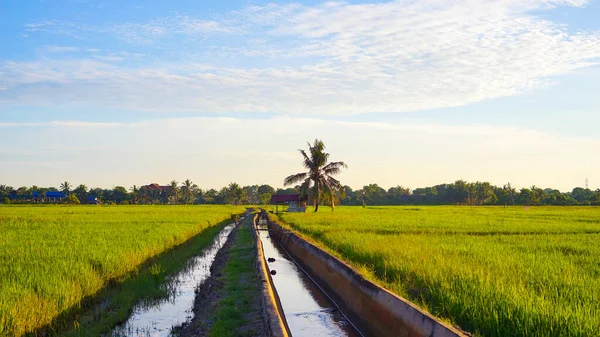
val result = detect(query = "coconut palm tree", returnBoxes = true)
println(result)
[181,179,198,204]
[130,185,140,204]
[169,180,180,204]
[284,139,347,212]
[60,181,71,195]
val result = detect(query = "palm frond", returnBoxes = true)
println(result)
[284,172,308,186]
[323,161,347,170]
[326,176,343,191]
[299,149,314,170]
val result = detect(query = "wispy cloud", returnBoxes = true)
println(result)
[24,15,233,44]
[8,0,600,114]
[44,45,79,53]
[109,15,232,43]
[0,121,124,128]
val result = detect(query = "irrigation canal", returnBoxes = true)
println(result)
[257,221,362,337]
[109,222,237,337]
[106,215,361,337]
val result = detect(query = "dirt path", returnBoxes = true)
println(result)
[175,217,266,337]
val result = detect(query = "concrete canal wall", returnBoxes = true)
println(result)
[252,214,290,337]
[265,216,467,337]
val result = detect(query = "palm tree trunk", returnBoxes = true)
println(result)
[314,182,320,212]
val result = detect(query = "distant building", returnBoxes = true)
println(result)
[46,191,66,201]
[270,194,307,213]
[144,183,173,194]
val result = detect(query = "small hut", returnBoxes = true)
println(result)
[269,194,307,213]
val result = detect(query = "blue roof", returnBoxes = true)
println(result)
[46,191,66,198]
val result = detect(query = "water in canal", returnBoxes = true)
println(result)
[109,223,236,337]
[257,226,361,337]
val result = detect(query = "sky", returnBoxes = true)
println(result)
[1,0,599,191]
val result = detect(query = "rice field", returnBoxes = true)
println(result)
[278,206,600,337]
[0,205,245,336]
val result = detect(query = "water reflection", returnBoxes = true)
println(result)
[109,223,236,337]
[257,227,360,337]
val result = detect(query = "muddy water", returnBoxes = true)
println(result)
[257,227,361,337]
[109,223,237,337]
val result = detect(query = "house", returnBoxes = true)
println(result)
[270,194,307,213]
[46,191,66,201]
[87,196,99,205]
[144,183,173,194]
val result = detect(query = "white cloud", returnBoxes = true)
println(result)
[109,15,232,43]
[44,46,79,53]
[8,0,600,114]
[0,121,123,127]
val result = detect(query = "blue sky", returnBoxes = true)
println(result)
[1,0,599,191]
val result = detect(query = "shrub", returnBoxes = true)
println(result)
[64,195,80,204]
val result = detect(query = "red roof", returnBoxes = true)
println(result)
[144,183,173,193]
[145,183,161,191]
[270,194,306,203]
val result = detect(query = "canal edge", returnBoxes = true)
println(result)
[252,213,292,337]
[264,213,469,337]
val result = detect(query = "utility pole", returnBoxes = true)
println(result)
[585,178,589,190]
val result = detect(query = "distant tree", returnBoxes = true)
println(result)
[2,197,10,204]
[504,183,516,206]
[448,180,469,205]
[60,181,72,195]
[169,180,180,204]
[16,186,27,196]
[284,139,347,212]
[258,184,275,195]
[363,184,387,205]
[88,188,103,203]
[388,186,410,198]
[473,182,495,205]
[226,182,244,205]
[190,185,203,204]
[203,189,218,204]
[73,184,88,203]
[530,185,544,205]
[571,187,594,205]
[259,193,272,205]
[593,189,600,206]
[242,185,259,204]
[130,185,140,204]
[0,185,13,199]
[113,186,129,204]
[275,187,298,195]
[517,188,533,205]
[181,179,197,204]
[258,184,275,205]
[413,186,438,204]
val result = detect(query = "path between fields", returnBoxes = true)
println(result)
[175,217,266,337]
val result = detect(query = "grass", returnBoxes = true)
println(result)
[0,205,245,336]
[276,206,600,337]
[209,217,262,337]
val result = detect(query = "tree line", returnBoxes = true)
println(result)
[1,179,599,206]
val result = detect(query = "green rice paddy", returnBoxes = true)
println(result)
[278,206,600,337]
[0,205,245,336]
